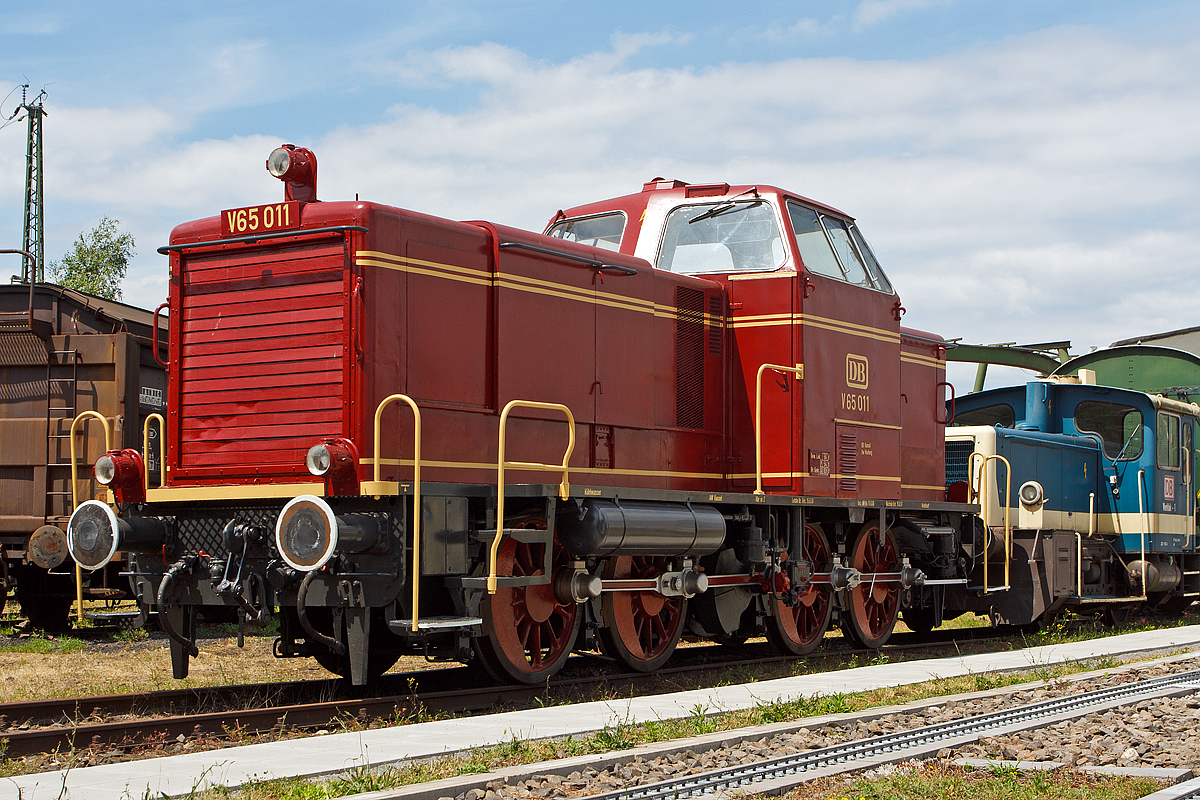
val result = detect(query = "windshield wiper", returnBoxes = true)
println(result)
[688,188,762,225]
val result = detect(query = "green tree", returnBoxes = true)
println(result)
[49,217,135,301]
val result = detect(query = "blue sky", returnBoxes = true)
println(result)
[3,1,1200,391]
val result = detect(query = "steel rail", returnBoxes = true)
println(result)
[581,670,1200,800]
[0,629,1007,757]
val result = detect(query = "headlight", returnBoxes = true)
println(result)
[92,449,147,503]
[68,500,121,570]
[303,438,360,495]
[1019,480,1044,506]
[276,495,338,571]
[266,147,291,178]
[94,455,117,485]
[306,444,332,476]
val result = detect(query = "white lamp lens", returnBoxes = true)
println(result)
[267,148,291,178]
[306,444,332,476]
[95,455,116,485]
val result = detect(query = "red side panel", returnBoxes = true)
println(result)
[798,276,902,500]
[172,240,350,479]
[899,327,948,501]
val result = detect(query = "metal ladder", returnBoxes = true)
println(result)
[42,348,79,524]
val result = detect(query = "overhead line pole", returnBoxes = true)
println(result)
[18,86,47,283]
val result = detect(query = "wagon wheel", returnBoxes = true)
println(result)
[300,607,401,682]
[842,521,900,649]
[901,606,937,634]
[599,555,687,672]
[1102,604,1136,629]
[476,534,579,684]
[766,524,833,656]
[1159,595,1195,616]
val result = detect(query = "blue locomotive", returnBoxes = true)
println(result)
[943,374,1199,627]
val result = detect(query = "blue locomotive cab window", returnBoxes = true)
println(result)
[1157,412,1181,470]
[1074,401,1143,461]
[950,403,1015,428]
[546,212,625,252]
[787,201,892,292]
[657,201,785,274]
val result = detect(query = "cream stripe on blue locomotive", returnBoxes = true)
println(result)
[355,250,905,345]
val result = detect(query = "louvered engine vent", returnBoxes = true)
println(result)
[676,286,705,429]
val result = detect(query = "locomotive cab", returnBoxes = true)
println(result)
[550,180,948,502]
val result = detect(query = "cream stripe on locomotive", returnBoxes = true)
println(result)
[356,251,908,345]
[731,312,902,345]
[363,456,725,481]
[356,251,719,323]
[364,457,902,485]
[901,353,946,369]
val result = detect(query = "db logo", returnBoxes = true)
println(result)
[846,354,869,389]
[1165,475,1175,501]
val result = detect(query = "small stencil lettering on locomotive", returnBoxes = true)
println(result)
[592,424,613,469]
[809,449,831,477]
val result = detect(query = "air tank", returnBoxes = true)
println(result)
[558,500,725,558]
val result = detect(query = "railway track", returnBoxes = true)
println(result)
[531,667,1200,800]
[0,627,1006,759]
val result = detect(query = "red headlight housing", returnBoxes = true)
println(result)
[93,449,146,504]
[305,437,360,496]
[266,144,318,204]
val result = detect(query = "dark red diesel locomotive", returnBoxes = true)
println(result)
[66,146,966,684]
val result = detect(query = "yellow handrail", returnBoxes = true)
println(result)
[142,413,165,490]
[972,453,1011,593]
[753,363,804,495]
[372,394,423,631]
[489,400,576,594]
[68,410,113,623]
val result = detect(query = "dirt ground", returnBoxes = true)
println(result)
[0,603,455,703]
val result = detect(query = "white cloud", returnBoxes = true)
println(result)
[8,25,1200,397]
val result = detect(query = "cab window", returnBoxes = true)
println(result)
[657,201,785,274]
[786,201,892,292]
[1074,401,1143,461]
[950,403,1015,428]
[546,212,625,252]
[1157,412,1181,470]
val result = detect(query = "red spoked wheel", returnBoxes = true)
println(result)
[766,523,833,656]
[843,521,900,649]
[476,535,580,684]
[599,555,686,672]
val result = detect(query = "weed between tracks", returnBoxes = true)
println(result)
[180,653,1140,799]
[785,759,1160,800]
